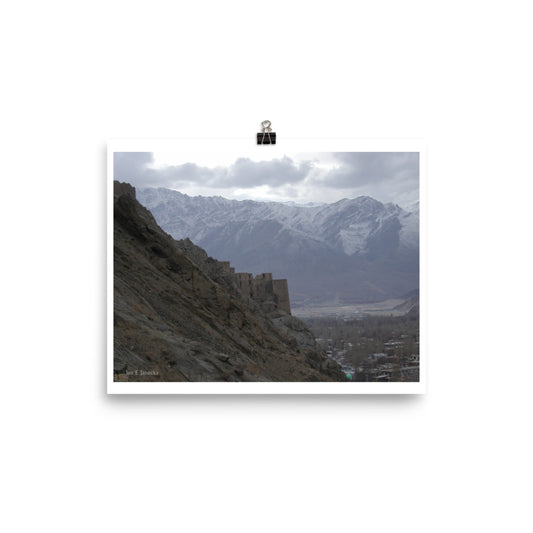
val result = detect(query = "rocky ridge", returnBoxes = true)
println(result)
[113,181,346,382]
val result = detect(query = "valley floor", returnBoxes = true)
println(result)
[292,298,407,319]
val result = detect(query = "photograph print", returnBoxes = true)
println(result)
[111,147,421,388]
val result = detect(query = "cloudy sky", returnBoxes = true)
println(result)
[114,151,419,207]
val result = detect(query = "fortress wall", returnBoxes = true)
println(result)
[229,265,291,315]
[234,272,253,298]
[254,273,273,281]
[251,276,274,301]
[272,279,291,315]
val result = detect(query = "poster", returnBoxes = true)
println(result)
[108,139,425,394]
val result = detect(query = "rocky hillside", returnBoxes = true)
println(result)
[113,181,346,382]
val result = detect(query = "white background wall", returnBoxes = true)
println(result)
[1,1,532,532]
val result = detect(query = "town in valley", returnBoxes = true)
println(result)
[298,300,419,382]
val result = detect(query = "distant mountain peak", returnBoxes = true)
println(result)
[136,187,419,305]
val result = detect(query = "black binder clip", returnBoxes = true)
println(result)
[257,120,276,145]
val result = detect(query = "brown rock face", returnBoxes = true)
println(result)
[113,181,136,198]
[113,181,346,382]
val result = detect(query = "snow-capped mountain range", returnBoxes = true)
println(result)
[137,187,419,304]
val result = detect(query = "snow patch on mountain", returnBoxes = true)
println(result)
[399,202,419,250]
[137,187,419,257]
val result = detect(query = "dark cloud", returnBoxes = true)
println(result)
[218,157,312,188]
[319,152,419,189]
[303,152,419,205]
[113,153,311,189]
